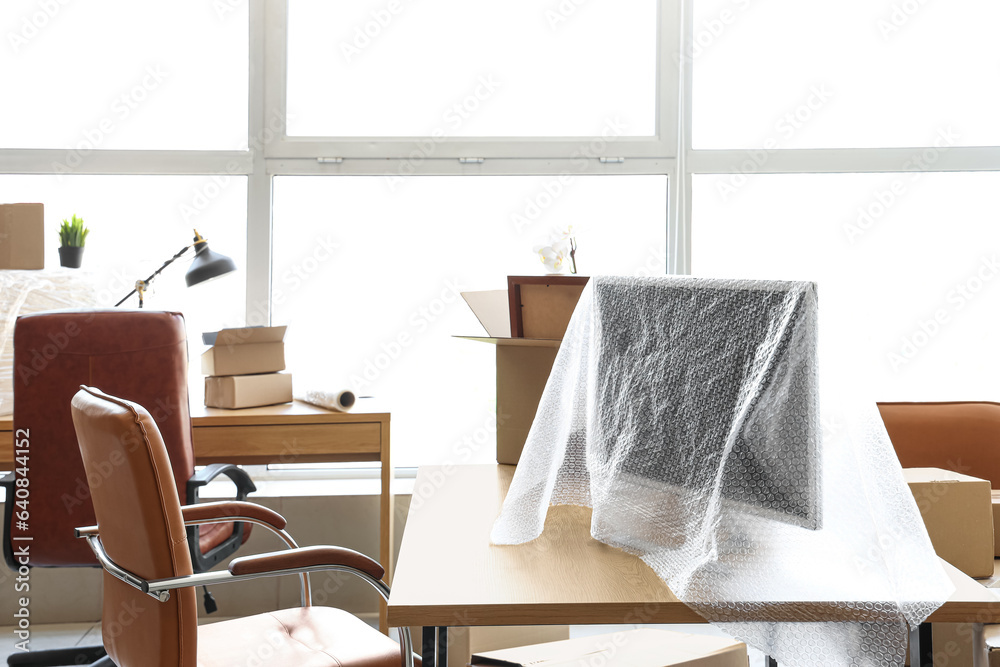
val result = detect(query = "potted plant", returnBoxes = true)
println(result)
[58,214,89,268]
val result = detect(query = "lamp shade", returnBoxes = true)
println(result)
[185,241,237,287]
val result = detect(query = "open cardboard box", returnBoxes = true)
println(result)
[458,278,587,465]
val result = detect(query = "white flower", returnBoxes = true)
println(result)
[535,243,569,274]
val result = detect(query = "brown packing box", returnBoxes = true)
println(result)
[202,325,286,376]
[448,626,569,667]
[459,281,586,465]
[205,373,293,409]
[904,467,994,578]
[0,203,44,270]
[993,490,1000,557]
[471,629,746,667]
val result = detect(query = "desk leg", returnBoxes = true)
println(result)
[380,417,393,635]
[910,623,933,667]
[423,627,436,666]
[421,626,448,667]
[973,623,987,667]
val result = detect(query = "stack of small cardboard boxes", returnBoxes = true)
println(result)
[202,325,292,409]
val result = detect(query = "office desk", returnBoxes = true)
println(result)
[388,464,1000,667]
[2,400,395,629]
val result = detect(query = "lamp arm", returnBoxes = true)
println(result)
[114,244,193,307]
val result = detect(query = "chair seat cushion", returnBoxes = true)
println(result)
[197,521,253,555]
[197,606,411,667]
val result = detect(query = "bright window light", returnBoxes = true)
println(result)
[693,172,1000,400]
[692,0,1000,148]
[286,0,658,137]
[272,175,667,465]
[0,0,248,150]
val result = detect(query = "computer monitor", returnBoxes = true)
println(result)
[590,277,821,532]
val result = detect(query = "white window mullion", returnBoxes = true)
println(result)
[0,149,251,176]
[245,0,276,325]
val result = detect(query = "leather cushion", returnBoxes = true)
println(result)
[197,606,417,667]
[878,401,1000,487]
[13,310,195,566]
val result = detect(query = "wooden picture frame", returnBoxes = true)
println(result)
[507,275,590,339]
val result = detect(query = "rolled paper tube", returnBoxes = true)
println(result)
[298,388,357,412]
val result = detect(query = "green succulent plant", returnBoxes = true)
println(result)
[58,214,90,247]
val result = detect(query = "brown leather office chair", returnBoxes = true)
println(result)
[70,385,415,667]
[877,401,1000,487]
[2,310,255,666]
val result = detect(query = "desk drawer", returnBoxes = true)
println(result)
[0,428,11,469]
[193,422,382,465]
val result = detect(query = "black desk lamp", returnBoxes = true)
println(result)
[115,230,237,308]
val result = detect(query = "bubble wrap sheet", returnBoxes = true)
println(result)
[0,270,99,416]
[491,276,953,667]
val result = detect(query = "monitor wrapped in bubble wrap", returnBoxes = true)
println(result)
[491,275,953,667]
[0,270,99,416]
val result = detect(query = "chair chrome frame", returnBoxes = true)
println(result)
[76,515,415,667]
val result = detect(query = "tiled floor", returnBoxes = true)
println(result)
[0,620,768,666]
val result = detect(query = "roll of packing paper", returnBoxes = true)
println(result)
[297,388,357,412]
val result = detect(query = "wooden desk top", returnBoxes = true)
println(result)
[0,399,388,431]
[188,399,388,425]
[386,464,1000,627]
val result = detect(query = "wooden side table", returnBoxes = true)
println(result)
[1,398,395,631]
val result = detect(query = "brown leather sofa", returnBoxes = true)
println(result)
[878,401,1000,487]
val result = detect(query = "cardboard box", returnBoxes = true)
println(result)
[459,283,586,465]
[205,372,292,409]
[993,490,1000,558]
[471,629,746,667]
[904,467,994,578]
[202,325,286,376]
[0,203,44,270]
[448,626,569,667]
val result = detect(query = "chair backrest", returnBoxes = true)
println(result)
[71,385,197,667]
[8,310,194,567]
[878,401,1000,487]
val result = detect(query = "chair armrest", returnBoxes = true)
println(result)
[74,525,100,538]
[181,501,287,531]
[2,472,16,570]
[187,463,256,503]
[229,545,385,581]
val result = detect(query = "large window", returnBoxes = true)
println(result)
[286,0,658,138]
[4,0,998,469]
[272,175,667,465]
[1,0,248,150]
